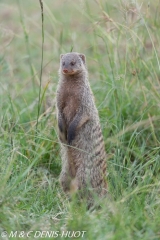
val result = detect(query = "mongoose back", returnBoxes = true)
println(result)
[56,52,107,199]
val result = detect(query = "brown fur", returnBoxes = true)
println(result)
[56,52,107,201]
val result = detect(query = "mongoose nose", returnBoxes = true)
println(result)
[63,69,68,74]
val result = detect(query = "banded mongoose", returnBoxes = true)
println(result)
[56,52,107,198]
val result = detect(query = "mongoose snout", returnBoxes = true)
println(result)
[63,69,69,74]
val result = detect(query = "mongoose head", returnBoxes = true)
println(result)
[60,52,86,76]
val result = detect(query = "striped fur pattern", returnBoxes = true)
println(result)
[56,52,107,198]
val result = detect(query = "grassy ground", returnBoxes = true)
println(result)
[0,0,160,239]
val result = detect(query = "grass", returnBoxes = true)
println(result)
[0,0,160,239]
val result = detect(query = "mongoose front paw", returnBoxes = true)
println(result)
[58,117,64,132]
[67,123,76,145]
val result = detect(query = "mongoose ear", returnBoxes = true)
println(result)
[60,54,64,59]
[79,54,86,64]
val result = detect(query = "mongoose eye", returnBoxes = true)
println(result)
[62,62,65,66]
[70,61,75,66]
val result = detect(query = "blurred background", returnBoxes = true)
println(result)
[0,0,160,239]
